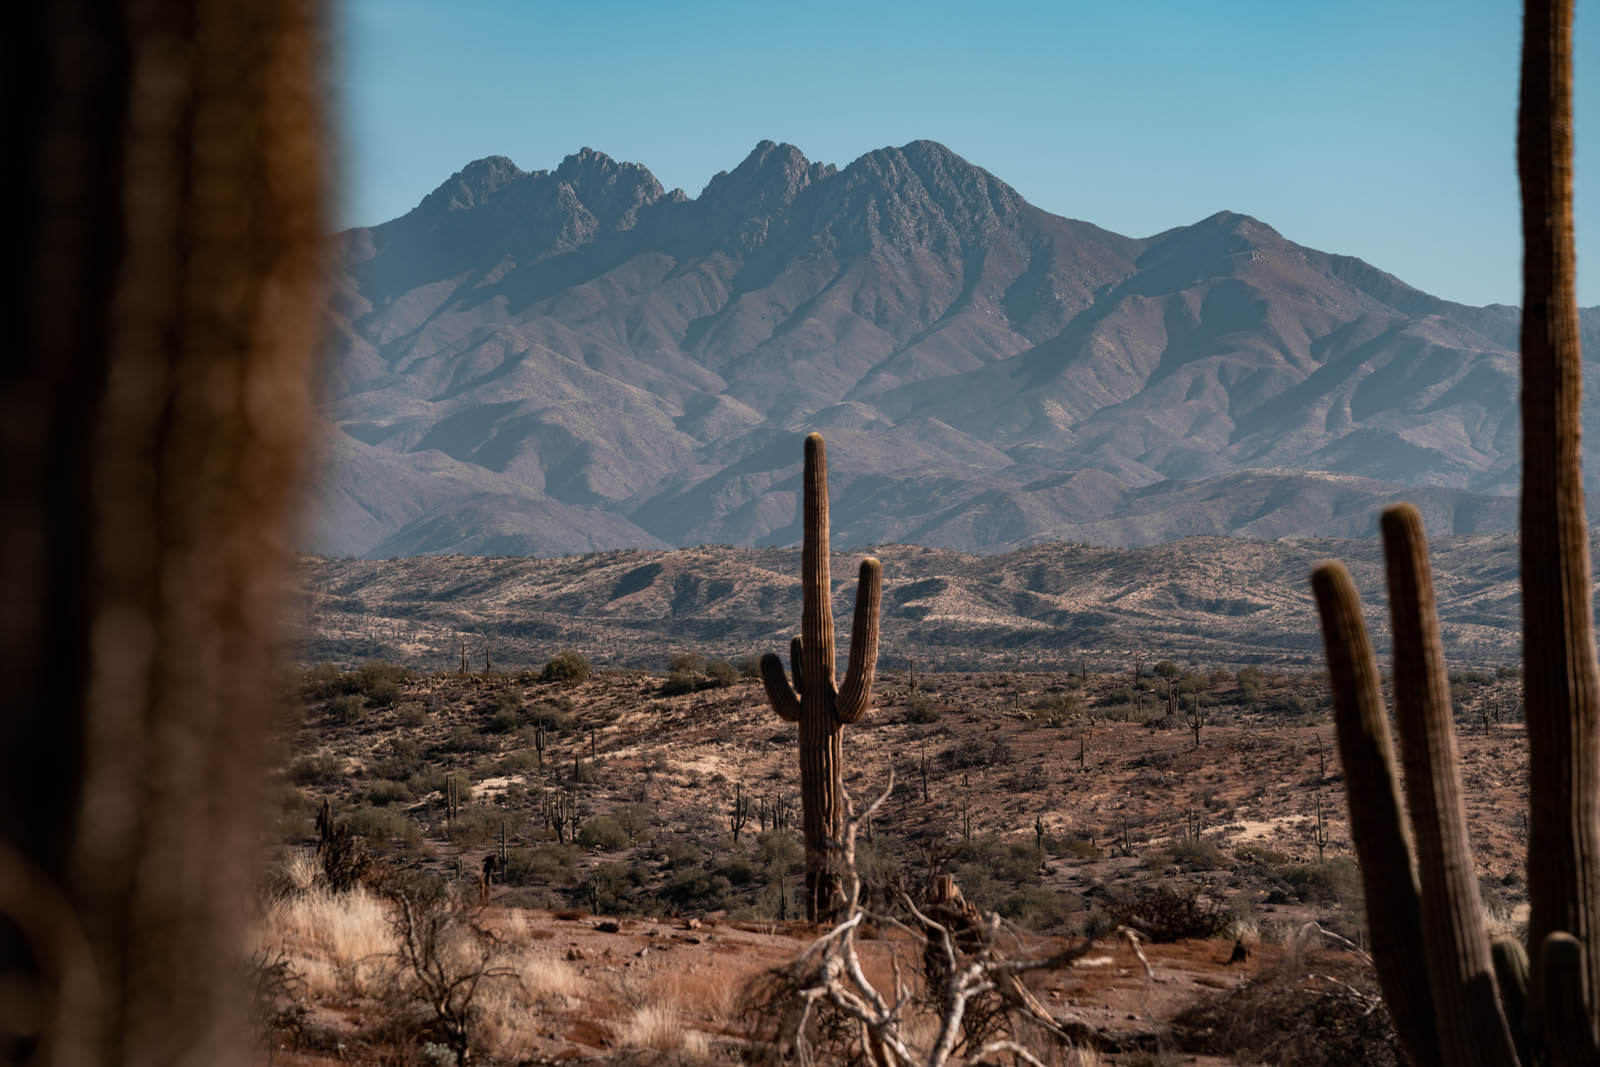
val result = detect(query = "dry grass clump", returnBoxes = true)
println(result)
[613,1003,710,1058]
[256,885,396,997]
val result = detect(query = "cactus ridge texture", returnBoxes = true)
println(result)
[1311,3,1599,1063]
[760,433,881,922]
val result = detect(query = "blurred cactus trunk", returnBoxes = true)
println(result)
[1311,1,1598,1063]
[760,434,882,923]
[2,1,326,1064]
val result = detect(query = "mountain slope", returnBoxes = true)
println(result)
[315,140,1600,556]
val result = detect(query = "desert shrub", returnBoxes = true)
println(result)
[366,779,410,806]
[905,692,940,723]
[526,702,574,733]
[736,655,762,680]
[487,706,521,734]
[363,679,401,709]
[756,831,802,872]
[613,804,656,844]
[444,810,503,847]
[372,738,424,781]
[504,844,580,887]
[288,751,343,786]
[706,659,738,687]
[951,836,1044,888]
[1273,858,1362,906]
[658,836,705,870]
[1167,836,1226,870]
[406,766,447,798]
[304,662,355,698]
[940,737,1011,770]
[577,815,629,851]
[495,748,539,774]
[329,693,367,724]
[343,804,420,847]
[540,651,592,684]
[581,861,648,914]
[436,726,495,755]
[661,866,736,911]
[395,701,427,727]
[356,660,409,706]
[1171,949,1400,1065]
[1033,693,1083,725]
[660,669,700,696]
[1115,882,1228,943]
[668,652,704,674]
[717,853,762,887]
[1055,837,1103,861]
[1000,886,1080,932]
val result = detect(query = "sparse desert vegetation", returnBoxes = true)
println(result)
[252,653,1530,1062]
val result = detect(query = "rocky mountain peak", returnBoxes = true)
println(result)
[416,154,526,215]
[698,140,835,224]
[551,147,666,232]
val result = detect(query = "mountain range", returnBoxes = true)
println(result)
[314,140,1600,557]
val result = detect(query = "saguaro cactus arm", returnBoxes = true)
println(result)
[1382,504,1520,1064]
[761,652,801,722]
[1311,561,1442,1067]
[835,558,882,724]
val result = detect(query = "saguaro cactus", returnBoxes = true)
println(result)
[761,433,882,922]
[1310,3,1597,1063]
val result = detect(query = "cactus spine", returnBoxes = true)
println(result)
[1311,2,1598,1061]
[760,433,882,922]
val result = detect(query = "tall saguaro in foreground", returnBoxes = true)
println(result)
[761,433,882,923]
[2,2,326,1064]
[1311,1,1598,1063]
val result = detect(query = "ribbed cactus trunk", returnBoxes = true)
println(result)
[2,3,325,1064]
[1310,2,1599,1063]
[761,433,881,923]
[1518,0,1600,1031]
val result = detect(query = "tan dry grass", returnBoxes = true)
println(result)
[255,886,395,997]
[614,1002,710,1057]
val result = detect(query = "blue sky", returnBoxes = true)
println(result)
[335,0,1598,306]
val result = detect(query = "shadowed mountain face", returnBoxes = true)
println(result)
[316,140,1600,557]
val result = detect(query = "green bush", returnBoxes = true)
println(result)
[1274,858,1362,906]
[488,707,521,734]
[706,659,738,687]
[330,693,367,724]
[661,669,700,695]
[668,652,704,674]
[343,804,420,846]
[505,844,580,887]
[357,660,409,705]
[951,836,1044,887]
[1001,886,1080,932]
[395,701,427,727]
[366,779,410,806]
[287,751,343,786]
[526,702,575,733]
[577,815,629,851]
[371,738,423,780]
[661,866,736,911]
[906,692,940,723]
[1034,693,1084,725]
[540,651,592,684]
[1168,837,1226,870]
[304,663,357,698]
